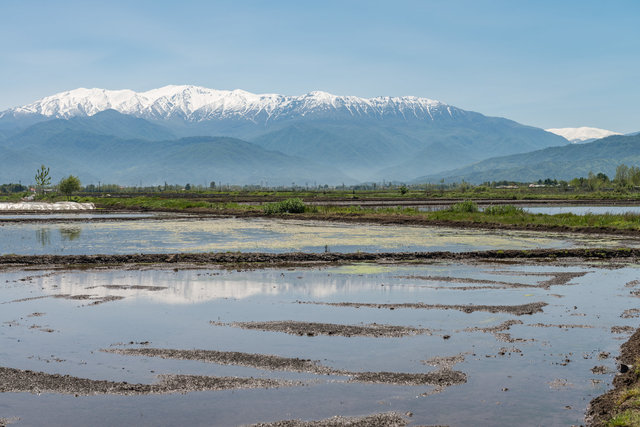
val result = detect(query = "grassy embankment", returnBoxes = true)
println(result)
[72,196,640,233]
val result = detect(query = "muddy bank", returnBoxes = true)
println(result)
[349,370,466,387]
[103,348,337,375]
[212,320,434,338]
[0,366,296,396]
[303,301,547,316]
[586,328,640,426]
[1,248,638,269]
[246,412,410,427]
[423,353,467,370]
[105,347,466,388]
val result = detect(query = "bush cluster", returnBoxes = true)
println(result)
[483,204,524,215]
[263,198,306,214]
[448,200,478,213]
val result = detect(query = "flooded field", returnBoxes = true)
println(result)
[523,206,640,215]
[1,217,639,255]
[0,260,637,426]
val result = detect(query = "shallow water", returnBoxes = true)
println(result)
[524,205,640,215]
[1,217,638,255]
[0,212,156,220]
[0,261,637,426]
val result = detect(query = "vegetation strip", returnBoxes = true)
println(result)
[302,301,547,316]
[246,412,408,427]
[211,320,434,338]
[587,328,640,426]
[71,195,640,236]
[1,248,639,267]
[0,366,297,395]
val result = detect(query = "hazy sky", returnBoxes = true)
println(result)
[1,0,638,132]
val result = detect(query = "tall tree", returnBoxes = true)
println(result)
[34,165,51,196]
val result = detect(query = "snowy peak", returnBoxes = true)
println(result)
[546,127,621,143]
[4,85,452,123]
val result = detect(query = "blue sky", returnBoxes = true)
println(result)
[1,0,638,132]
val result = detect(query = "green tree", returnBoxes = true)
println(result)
[58,175,81,200]
[34,165,51,196]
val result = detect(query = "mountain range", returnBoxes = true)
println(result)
[414,134,640,184]
[0,85,633,186]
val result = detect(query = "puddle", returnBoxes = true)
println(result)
[1,217,639,255]
[0,261,638,425]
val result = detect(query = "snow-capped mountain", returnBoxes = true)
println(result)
[2,85,456,123]
[546,127,621,144]
[0,85,570,184]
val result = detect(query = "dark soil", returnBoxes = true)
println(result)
[1,248,640,269]
[349,370,466,386]
[212,320,434,338]
[103,348,337,375]
[586,328,640,426]
[304,301,547,316]
[423,354,467,369]
[104,347,467,388]
[0,366,296,396]
[244,412,409,427]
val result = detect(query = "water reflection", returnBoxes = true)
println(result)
[60,227,82,241]
[35,228,51,246]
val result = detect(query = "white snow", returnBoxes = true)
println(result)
[546,127,621,143]
[3,85,452,123]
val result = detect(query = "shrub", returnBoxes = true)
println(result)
[449,200,478,213]
[263,198,306,214]
[484,204,524,215]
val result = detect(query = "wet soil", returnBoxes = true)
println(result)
[612,326,636,334]
[348,370,466,386]
[212,320,434,338]
[0,366,296,396]
[1,248,638,269]
[103,348,467,388]
[586,328,640,426]
[244,411,409,427]
[423,353,467,370]
[304,301,547,316]
[103,348,337,375]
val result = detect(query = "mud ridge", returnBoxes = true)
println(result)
[394,275,537,289]
[0,366,297,396]
[303,301,547,316]
[103,348,337,375]
[244,412,409,427]
[1,248,640,268]
[212,320,434,338]
[586,328,640,426]
[349,369,466,386]
[105,347,467,388]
